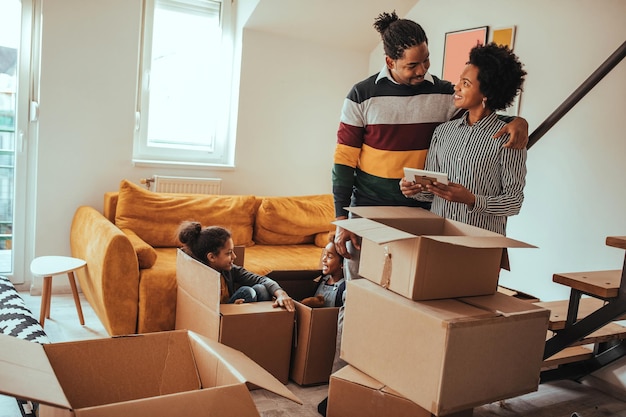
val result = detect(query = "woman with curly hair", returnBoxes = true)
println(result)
[403,42,528,236]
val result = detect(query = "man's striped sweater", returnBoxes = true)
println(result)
[332,68,458,218]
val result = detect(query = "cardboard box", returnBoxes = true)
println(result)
[327,366,473,417]
[0,330,301,417]
[271,271,340,386]
[341,279,550,416]
[175,250,295,384]
[290,300,339,385]
[335,206,535,300]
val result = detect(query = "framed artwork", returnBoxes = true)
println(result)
[442,26,488,83]
[491,26,520,116]
[491,26,516,49]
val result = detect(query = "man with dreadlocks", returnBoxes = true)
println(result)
[320,11,529,415]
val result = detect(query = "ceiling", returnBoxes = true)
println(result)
[244,0,419,52]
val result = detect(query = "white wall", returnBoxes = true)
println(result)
[234,28,367,195]
[402,0,626,302]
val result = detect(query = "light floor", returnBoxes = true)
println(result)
[1,291,626,417]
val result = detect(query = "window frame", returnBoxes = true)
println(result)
[133,0,235,168]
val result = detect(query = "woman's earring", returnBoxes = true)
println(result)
[482,98,486,109]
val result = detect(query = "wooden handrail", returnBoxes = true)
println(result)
[528,41,626,149]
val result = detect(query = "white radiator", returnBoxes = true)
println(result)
[141,175,222,194]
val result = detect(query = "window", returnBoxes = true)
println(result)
[134,0,235,167]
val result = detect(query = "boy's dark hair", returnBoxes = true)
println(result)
[373,10,428,60]
[469,42,527,111]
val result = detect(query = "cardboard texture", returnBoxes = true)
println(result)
[328,366,473,417]
[270,271,340,386]
[290,301,339,385]
[341,280,549,416]
[176,249,295,383]
[335,206,535,300]
[0,330,301,417]
[273,271,340,386]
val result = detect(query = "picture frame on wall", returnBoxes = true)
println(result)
[491,25,521,116]
[442,26,488,83]
[491,26,516,49]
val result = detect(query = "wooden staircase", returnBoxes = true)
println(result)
[533,236,626,382]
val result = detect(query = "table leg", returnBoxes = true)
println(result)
[67,271,85,325]
[39,276,52,327]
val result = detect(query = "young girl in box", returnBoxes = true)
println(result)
[177,221,295,312]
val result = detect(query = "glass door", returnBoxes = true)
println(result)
[0,0,38,283]
[0,2,20,274]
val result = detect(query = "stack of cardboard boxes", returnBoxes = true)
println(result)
[327,206,550,417]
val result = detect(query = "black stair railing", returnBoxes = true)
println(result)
[528,40,626,149]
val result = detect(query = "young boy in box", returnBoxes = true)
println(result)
[301,236,346,308]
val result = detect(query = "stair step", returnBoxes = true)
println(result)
[552,270,622,299]
[533,298,626,330]
[542,345,593,368]
[535,298,605,330]
[606,236,626,250]
[546,322,626,346]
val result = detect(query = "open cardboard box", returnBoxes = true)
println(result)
[0,330,301,417]
[290,301,338,386]
[175,249,295,384]
[335,206,535,300]
[279,273,339,386]
[328,365,473,417]
[341,279,549,416]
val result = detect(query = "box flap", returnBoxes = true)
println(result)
[72,385,261,417]
[187,331,302,405]
[334,218,416,244]
[43,331,201,409]
[332,365,384,391]
[458,292,550,318]
[424,235,536,249]
[342,207,536,250]
[337,214,535,249]
[0,334,70,409]
[177,249,221,312]
[346,206,439,220]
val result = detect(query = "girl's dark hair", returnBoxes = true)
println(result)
[177,221,231,265]
[468,42,527,111]
[373,11,428,60]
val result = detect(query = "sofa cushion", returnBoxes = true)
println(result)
[115,180,257,247]
[254,195,335,246]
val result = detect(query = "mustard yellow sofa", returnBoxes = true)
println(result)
[70,179,335,336]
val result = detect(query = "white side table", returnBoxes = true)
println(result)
[30,256,86,328]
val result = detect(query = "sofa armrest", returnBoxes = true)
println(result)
[70,206,140,336]
[121,228,158,269]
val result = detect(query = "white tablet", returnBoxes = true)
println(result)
[403,167,449,186]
